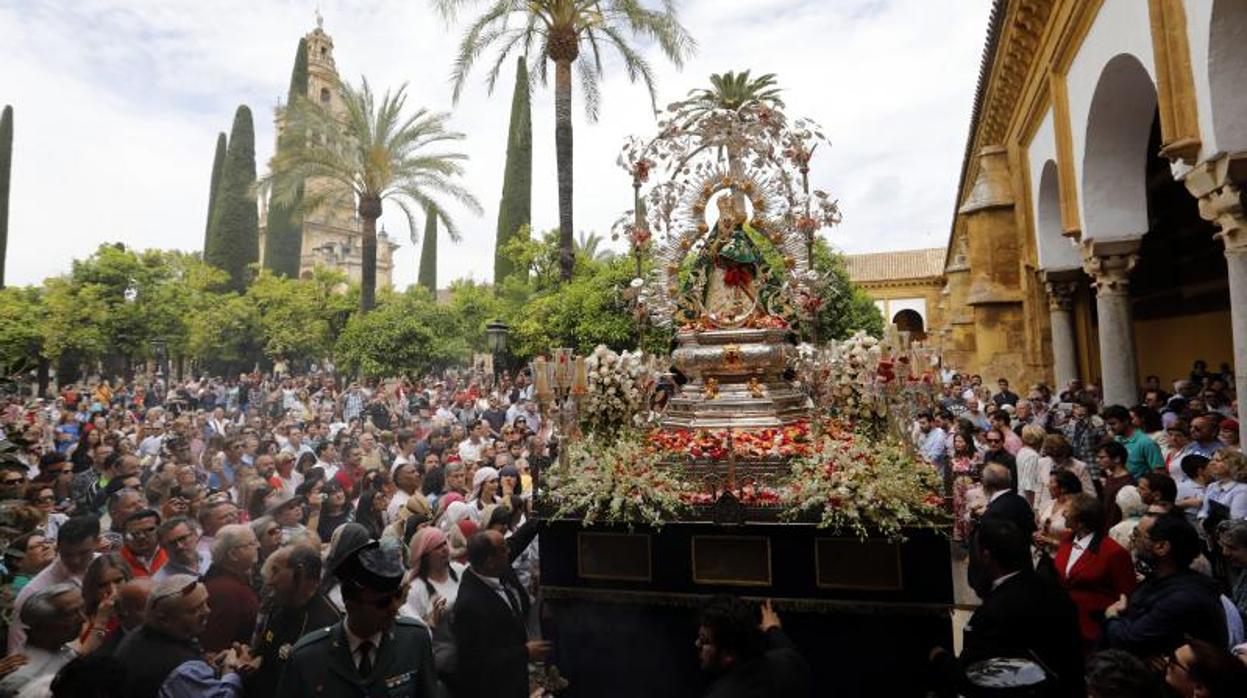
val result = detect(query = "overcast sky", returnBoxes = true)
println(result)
[0,0,992,288]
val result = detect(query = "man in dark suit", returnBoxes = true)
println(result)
[452,530,551,698]
[968,463,1036,594]
[932,518,1084,697]
[698,596,811,698]
[277,541,438,698]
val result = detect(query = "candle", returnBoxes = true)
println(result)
[553,348,572,389]
[533,357,549,395]
[572,356,588,396]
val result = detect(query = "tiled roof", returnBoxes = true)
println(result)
[845,248,946,283]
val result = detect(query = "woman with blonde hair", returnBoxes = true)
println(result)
[1199,449,1247,528]
[1016,425,1047,506]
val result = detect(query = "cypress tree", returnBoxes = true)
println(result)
[493,56,531,287]
[0,105,11,288]
[264,37,308,277]
[203,131,227,254]
[418,207,437,293]
[206,105,259,291]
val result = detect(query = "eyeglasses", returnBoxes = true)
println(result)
[1164,652,1191,674]
[126,526,158,539]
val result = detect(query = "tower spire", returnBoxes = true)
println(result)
[315,5,323,30]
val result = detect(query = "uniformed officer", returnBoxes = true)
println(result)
[276,540,437,698]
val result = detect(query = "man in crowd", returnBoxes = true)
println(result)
[1104,404,1164,479]
[915,411,947,464]
[1062,399,1106,465]
[153,516,208,581]
[8,515,98,652]
[97,577,153,656]
[247,544,341,697]
[992,378,1019,408]
[0,584,87,697]
[458,419,489,464]
[697,597,810,698]
[1138,472,1178,514]
[981,428,1018,486]
[453,530,549,698]
[387,461,425,524]
[201,523,261,653]
[120,508,167,578]
[277,541,437,697]
[1104,512,1227,657]
[116,574,254,697]
[929,518,1083,697]
[1189,415,1225,458]
[196,497,239,561]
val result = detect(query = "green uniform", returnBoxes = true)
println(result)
[276,617,438,698]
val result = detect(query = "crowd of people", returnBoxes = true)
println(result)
[0,367,582,697]
[917,365,1247,696]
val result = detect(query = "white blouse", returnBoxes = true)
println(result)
[400,561,467,623]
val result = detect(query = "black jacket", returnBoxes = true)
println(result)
[1103,569,1228,657]
[982,490,1037,537]
[114,625,202,698]
[452,568,531,698]
[702,627,811,698]
[934,571,1084,697]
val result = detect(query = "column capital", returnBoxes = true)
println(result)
[1081,239,1141,296]
[1041,269,1081,311]
[1184,152,1247,251]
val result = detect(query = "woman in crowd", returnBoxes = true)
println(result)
[79,553,131,646]
[948,429,981,543]
[468,466,500,513]
[1036,434,1095,512]
[1015,425,1045,507]
[2,531,55,595]
[1199,449,1247,528]
[401,527,464,627]
[1053,493,1136,652]
[1097,440,1134,527]
[317,479,353,542]
[354,487,389,540]
[1034,469,1083,556]
[1108,485,1147,550]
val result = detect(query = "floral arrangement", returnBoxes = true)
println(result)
[780,421,946,540]
[580,345,648,437]
[825,330,889,422]
[542,433,693,528]
[649,421,814,461]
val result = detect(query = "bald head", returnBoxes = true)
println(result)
[116,578,154,630]
[981,463,1013,493]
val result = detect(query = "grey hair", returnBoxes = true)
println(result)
[1218,518,1247,549]
[210,523,254,563]
[146,574,199,620]
[249,516,275,539]
[21,582,79,629]
[981,463,1012,492]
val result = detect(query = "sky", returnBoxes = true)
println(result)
[0,0,993,289]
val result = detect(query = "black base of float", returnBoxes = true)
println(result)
[537,519,953,698]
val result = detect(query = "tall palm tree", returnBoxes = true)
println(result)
[574,230,612,262]
[264,78,481,311]
[434,0,695,282]
[683,70,785,118]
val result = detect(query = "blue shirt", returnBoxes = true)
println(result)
[159,660,243,698]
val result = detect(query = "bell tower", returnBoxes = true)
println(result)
[304,11,343,119]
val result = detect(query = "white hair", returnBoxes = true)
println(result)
[210,523,254,563]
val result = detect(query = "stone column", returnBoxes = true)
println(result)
[1042,272,1081,390]
[1185,155,1247,446]
[1082,240,1141,408]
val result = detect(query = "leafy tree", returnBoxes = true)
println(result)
[0,286,44,375]
[436,0,696,282]
[186,293,262,373]
[206,106,259,291]
[417,205,437,292]
[203,132,227,253]
[446,279,506,351]
[265,79,481,311]
[0,105,11,288]
[246,268,355,364]
[264,38,310,278]
[494,56,531,286]
[806,240,884,342]
[335,287,469,377]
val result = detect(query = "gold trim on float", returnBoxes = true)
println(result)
[814,537,904,591]
[576,532,653,582]
[691,535,772,587]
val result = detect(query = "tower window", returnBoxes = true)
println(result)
[320,47,327,58]
[320,87,331,104]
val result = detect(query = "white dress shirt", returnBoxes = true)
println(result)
[1065,532,1095,575]
[345,627,383,672]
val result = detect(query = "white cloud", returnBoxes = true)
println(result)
[0,0,991,288]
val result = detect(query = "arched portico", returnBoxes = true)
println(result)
[1036,160,1084,389]
[892,309,925,342]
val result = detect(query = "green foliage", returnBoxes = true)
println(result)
[203,132,226,253]
[335,287,469,377]
[494,57,531,286]
[263,38,309,278]
[445,279,505,352]
[206,106,259,291]
[0,105,11,288]
[418,207,437,292]
[806,239,884,342]
[246,268,354,364]
[186,293,261,372]
[0,286,43,374]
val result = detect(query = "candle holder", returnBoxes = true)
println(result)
[531,348,587,476]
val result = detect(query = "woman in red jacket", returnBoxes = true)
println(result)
[1054,492,1137,652]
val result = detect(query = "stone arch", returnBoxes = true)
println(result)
[1210,0,1247,153]
[1082,53,1158,240]
[1035,160,1081,270]
[892,308,925,336]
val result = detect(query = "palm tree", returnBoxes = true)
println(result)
[264,78,481,311]
[574,231,612,262]
[683,70,785,118]
[434,0,695,282]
